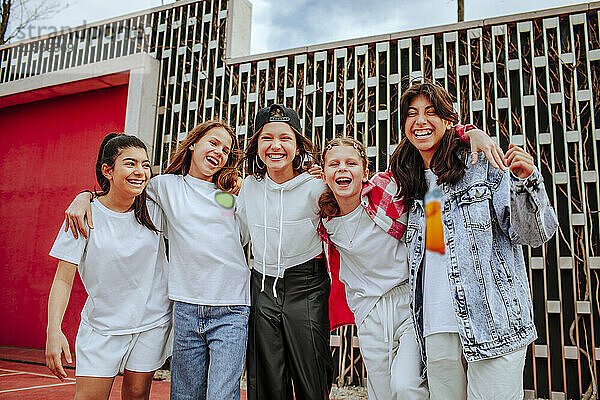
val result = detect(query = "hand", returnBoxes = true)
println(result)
[308,164,323,178]
[505,143,534,179]
[64,192,93,239]
[465,128,507,170]
[45,330,72,381]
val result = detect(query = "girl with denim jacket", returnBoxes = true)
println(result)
[389,81,558,400]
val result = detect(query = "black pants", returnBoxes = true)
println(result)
[246,258,334,400]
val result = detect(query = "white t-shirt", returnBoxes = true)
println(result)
[147,174,250,305]
[323,205,409,326]
[422,169,458,337]
[49,200,171,335]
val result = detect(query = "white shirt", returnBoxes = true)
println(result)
[236,172,325,278]
[147,174,250,305]
[323,205,409,325]
[49,200,171,335]
[422,169,459,337]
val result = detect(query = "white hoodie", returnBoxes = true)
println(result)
[236,172,326,295]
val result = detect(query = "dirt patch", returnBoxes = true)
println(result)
[154,369,368,399]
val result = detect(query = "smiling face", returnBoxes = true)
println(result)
[322,145,368,213]
[257,121,299,182]
[188,127,232,181]
[102,147,151,198]
[404,94,451,168]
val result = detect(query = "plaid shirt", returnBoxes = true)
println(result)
[360,170,407,240]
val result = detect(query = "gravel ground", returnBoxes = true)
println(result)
[154,369,368,399]
[329,385,368,399]
[155,370,551,400]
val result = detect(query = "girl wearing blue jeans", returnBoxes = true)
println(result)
[65,121,250,400]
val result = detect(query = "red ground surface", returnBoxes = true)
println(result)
[0,360,172,399]
[0,347,252,399]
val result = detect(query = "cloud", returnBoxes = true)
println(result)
[250,0,585,55]
[251,0,413,54]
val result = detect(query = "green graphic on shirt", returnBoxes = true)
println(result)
[215,192,235,209]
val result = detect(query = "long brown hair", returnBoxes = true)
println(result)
[243,107,315,180]
[318,137,368,219]
[96,133,158,233]
[390,81,469,206]
[164,120,241,192]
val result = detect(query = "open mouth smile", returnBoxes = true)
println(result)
[206,155,220,167]
[413,128,433,138]
[266,153,286,160]
[126,178,146,186]
[334,177,352,187]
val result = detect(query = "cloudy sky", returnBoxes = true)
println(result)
[10,0,586,54]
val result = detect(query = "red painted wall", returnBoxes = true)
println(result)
[0,84,128,349]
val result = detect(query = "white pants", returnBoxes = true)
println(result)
[357,283,428,400]
[425,332,527,400]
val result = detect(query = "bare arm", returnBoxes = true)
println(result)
[45,261,76,380]
[64,192,93,239]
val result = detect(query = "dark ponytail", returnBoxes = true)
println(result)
[96,133,159,233]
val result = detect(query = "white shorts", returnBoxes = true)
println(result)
[75,320,172,377]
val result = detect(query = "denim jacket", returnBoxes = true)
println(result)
[406,153,558,365]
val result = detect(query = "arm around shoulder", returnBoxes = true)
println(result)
[64,191,94,239]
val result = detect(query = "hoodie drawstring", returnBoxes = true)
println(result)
[384,294,394,372]
[272,188,284,298]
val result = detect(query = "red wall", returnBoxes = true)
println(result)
[0,84,128,349]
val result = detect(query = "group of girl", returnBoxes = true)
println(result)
[47,80,557,400]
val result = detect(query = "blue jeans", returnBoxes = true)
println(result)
[170,301,249,400]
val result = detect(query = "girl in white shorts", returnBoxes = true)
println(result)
[46,133,172,400]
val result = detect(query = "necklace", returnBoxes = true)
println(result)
[341,209,362,249]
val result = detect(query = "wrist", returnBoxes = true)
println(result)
[46,327,61,336]
[456,124,477,143]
